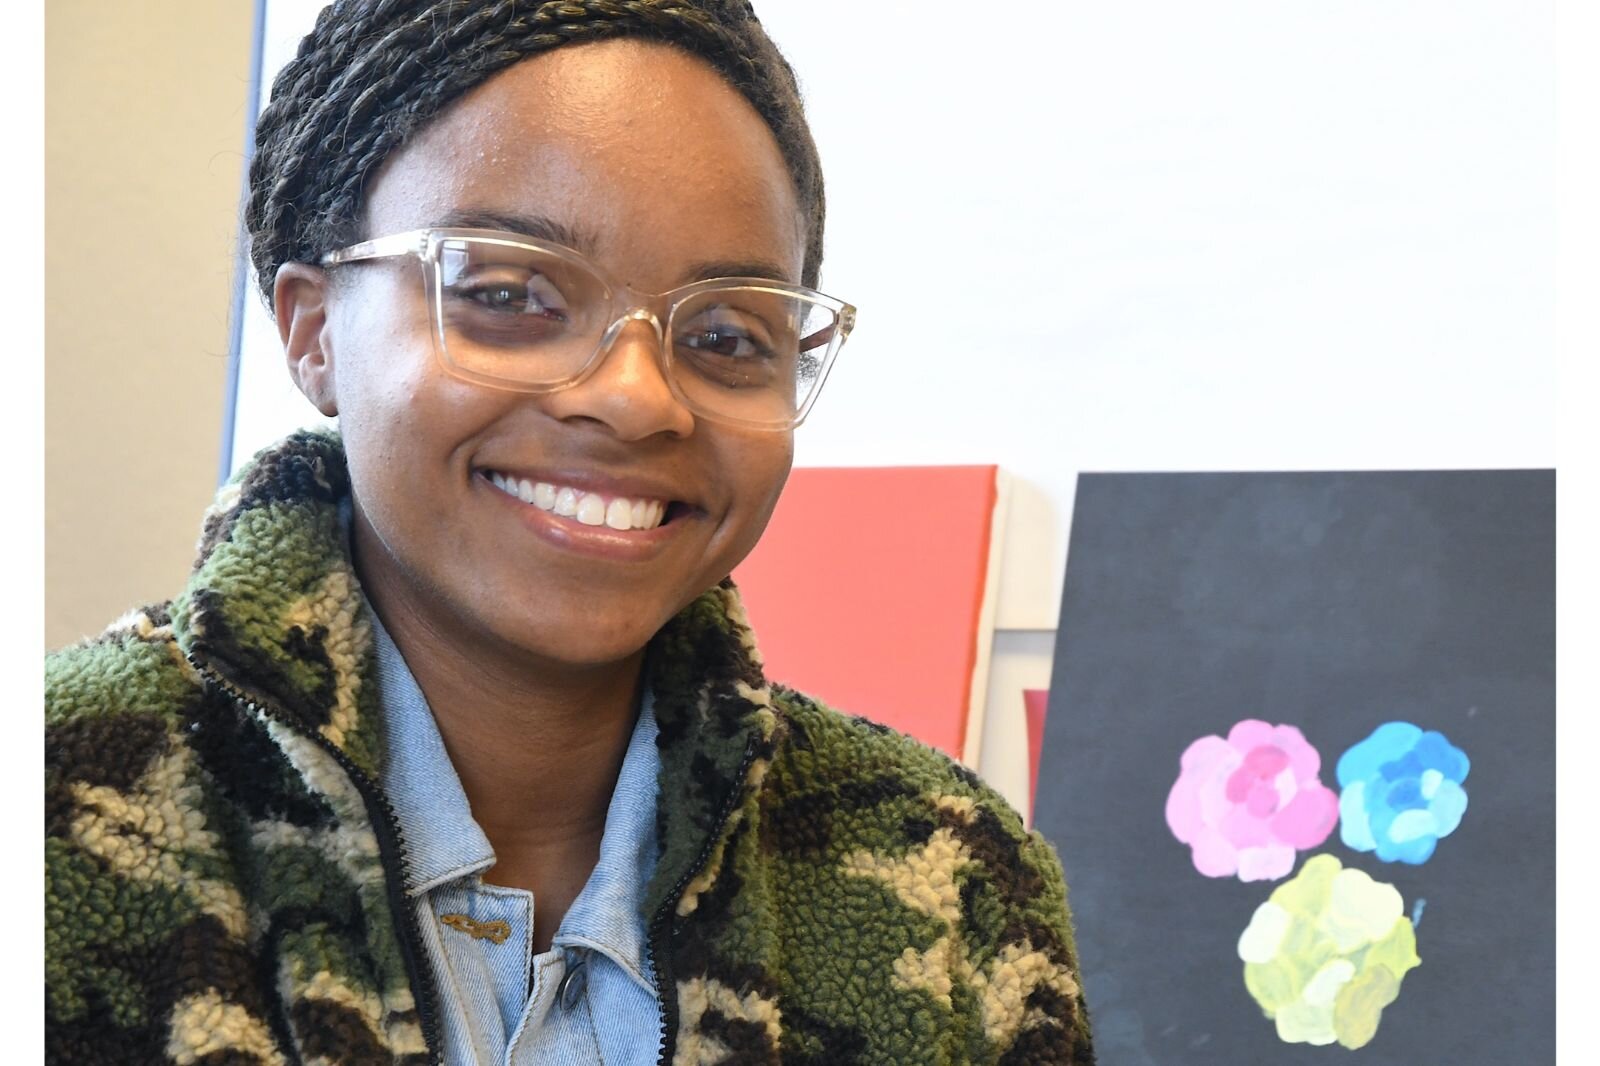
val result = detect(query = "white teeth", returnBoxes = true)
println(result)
[487,471,671,530]
[604,498,633,530]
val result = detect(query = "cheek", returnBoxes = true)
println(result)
[334,302,465,449]
[329,266,441,418]
[728,435,794,547]
[335,351,434,474]
[331,330,505,535]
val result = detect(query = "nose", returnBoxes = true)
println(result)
[540,311,697,440]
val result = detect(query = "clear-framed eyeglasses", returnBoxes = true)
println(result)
[320,228,857,431]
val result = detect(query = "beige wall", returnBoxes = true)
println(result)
[46,2,255,648]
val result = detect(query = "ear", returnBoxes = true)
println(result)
[274,263,339,417]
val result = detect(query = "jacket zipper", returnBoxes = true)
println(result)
[186,652,445,1066]
[647,734,760,1066]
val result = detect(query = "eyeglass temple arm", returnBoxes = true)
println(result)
[800,324,835,352]
[320,230,430,267]
[800,305,856,352]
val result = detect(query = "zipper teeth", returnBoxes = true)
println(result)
[648,734,761,1066]
[186,652,444,1066]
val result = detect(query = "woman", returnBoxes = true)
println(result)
[45,2,1094,1063]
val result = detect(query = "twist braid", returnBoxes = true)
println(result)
[246,0,825,307]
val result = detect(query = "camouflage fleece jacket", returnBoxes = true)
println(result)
[45,430,1095,1065]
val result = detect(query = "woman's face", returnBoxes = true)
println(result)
[281,40,803,670]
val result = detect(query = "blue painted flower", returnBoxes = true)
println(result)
[1336,722,1470,864]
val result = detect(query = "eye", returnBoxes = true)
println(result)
[675,306,775,360]
[452,269,570,320]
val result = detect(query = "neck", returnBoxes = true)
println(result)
[361,566,645,879]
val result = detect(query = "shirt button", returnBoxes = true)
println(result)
[557,951,588,1011]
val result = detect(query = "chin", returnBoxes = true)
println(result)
[490,603,671,671]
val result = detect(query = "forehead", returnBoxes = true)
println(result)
[362,39,804,286]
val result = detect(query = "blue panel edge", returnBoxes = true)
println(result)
[218,0,270,486]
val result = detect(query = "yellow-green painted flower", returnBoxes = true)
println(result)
[1236,854,1420,1049]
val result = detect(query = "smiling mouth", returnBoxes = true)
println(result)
[482,471,684,532]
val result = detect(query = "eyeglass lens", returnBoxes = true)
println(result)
[434,237,837,426]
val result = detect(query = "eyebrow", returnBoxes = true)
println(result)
[430,208,796,286]
[685,259,796,284]
[432,209,596,253]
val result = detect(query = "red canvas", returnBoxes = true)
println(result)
[732,466,1004,762]
[1024,688,1051,820]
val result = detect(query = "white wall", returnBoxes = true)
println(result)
[229,0,1554,814]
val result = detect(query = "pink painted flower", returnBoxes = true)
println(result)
[1165,720,1340,881]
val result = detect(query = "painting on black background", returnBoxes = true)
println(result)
[1034,471,1554,1063]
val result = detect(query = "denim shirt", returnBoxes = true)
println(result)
[369,610,664,1065]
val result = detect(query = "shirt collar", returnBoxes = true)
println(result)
[369,603,661,991]
[370,608,496,893]
[553,689,660,991]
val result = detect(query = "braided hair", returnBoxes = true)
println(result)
[245,0,825,307]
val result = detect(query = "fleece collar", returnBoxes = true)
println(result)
[170,428,785,919]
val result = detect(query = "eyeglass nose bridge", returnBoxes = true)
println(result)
[592,300,672,368]
[569,304,687,405]
[595,305,667,356]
